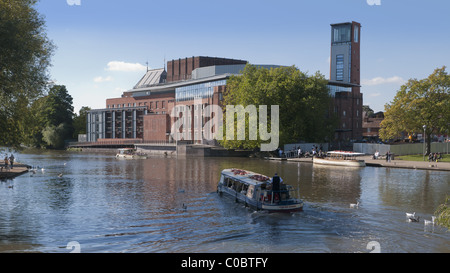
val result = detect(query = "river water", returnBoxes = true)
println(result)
[0,150,448,253]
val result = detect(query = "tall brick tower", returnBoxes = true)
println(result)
[330,21,363,141]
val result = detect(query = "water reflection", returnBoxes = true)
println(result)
[0,151,448,253]
[310,164,362,204]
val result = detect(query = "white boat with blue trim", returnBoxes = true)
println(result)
[217,169,303,213]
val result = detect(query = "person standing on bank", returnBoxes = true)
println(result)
[4,155,9,170]
[9,154,14,169]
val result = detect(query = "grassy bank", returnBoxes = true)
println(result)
[397,154,450,163]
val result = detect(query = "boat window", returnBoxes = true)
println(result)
[236,182,242,193]
[246,185,255,199]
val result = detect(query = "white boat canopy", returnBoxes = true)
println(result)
[326,151,365,156]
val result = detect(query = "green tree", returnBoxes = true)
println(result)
[0,0,55,148]
[42,123,70,149]
[379,67,450,155]
[23,85,75,148]
[73,106,91,138]
[220,64,336,150]
[362,105,374,117]
[42,85,74,128]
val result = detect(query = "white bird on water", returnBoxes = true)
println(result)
[406,212,415,218]
[350,202,359,209]
[424,216,436,226]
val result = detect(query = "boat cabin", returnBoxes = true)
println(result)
[217,169,303,212]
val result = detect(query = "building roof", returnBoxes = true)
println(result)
[133,68,167,89]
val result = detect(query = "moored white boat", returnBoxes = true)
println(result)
[217,169,303,213]
[116,148,148,159]
[313,151,365,167]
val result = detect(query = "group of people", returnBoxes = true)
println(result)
[2,154,15,171]
[277,145,325,159]
[429,152,443,162]
[372,150,393,162]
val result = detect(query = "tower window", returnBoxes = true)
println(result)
[333,25,351,43]
[336,54,344,81]
[354,26,359,43]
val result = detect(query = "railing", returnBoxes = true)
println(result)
[67,139,195,147]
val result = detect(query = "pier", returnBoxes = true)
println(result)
[0,162,30,180]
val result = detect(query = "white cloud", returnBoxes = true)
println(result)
[93,76,113,83]
[369,92,381,97]
[106,61,147,72]
[362,76,405,86]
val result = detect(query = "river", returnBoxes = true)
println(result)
[0,150,448,253]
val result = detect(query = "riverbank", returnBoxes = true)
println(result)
[0,162,30,180]
[265,155,450,172]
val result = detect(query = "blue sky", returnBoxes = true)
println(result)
[36,0,450,114]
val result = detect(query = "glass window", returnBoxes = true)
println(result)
[333,25,351,43]
[354,26,359,43]
[336,54,344,81]
[175,80,227,102]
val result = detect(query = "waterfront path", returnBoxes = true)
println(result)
[266,156,450,172]
[0,161,30,180]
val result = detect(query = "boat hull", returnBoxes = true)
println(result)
[116,154,147,159]
[261,202,303,213]
[313,157,365,167]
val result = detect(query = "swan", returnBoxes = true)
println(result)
[406,212,415,218]
[424,216,436,225]
[350,202,359,208]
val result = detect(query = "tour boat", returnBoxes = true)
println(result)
[313,151,366,167]
[116,148,148,159]
[217,169,303,212]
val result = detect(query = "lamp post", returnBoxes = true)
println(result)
[423,125,426,161]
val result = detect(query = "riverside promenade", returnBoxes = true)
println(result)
[267,155,450,172]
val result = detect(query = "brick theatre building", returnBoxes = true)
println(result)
[86,22,364,146]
